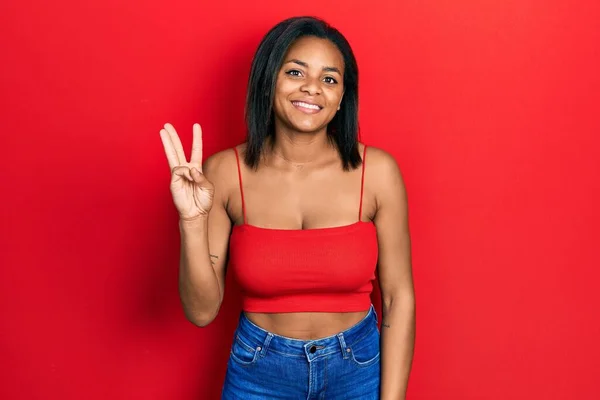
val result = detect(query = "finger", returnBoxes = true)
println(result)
[190,168,213,191]
[173,166,193,182]
[190,123,203,168]
[160,129,180,170]
[190,167,204,183]
[164,123,186,164]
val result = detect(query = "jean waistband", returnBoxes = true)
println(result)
[235,304,378,360]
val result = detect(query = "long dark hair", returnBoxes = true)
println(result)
[244,16,361,171]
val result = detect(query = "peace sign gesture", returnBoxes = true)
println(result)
[159,123,215,221]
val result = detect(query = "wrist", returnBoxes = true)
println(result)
[179,216,208,230]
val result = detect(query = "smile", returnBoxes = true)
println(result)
[291,101,323,114]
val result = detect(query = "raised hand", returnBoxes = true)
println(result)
[159,123,214,221]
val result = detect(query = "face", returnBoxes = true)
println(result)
[273,36,345,134]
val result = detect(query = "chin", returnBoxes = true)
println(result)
[293,122,327,134]
[292,116,332,133]
[275,110,332,134]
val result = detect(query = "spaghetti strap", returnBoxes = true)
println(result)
[358,145,367,221]
[233,147,247,224]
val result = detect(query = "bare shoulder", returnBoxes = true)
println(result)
[363,145,404,185]
[362,145,407,211]
[202,144,245,198]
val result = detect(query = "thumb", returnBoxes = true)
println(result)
[172,166,193,182]
[190,167,202,183]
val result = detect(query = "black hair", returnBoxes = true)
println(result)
[244,16,361,170]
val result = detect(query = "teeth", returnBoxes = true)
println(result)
[294,101,320,110]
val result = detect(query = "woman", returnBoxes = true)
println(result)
[159,16,415,400]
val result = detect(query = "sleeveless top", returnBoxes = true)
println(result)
[228,146,379,313]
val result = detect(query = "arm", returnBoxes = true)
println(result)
[370,148,416,399]
[178,150,233,327]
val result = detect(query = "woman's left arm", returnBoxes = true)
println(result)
[369,147,415,400]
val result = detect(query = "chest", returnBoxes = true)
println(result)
[232,166,367,229]
[229,222,379,296]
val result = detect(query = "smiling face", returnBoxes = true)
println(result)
[272,36,345,134]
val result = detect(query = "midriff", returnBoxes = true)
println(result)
[244,309,370,340]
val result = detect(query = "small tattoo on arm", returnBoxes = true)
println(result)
[382,321,391,329]
[210,254,218,266]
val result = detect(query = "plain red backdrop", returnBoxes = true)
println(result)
[1,0,599,399]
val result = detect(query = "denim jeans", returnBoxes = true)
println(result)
[222,304,380,399]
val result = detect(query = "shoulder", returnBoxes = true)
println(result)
[202,143,246,196]
[362,145,403,181]
[361,144,407,203]
[203,143,248,172]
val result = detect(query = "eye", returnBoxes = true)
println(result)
[323,76,338,84]
[285,69,303,77]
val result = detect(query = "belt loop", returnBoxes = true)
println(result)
[337,333,350,359]
[259,332,273,357]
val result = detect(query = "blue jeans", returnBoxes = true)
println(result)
[222,304,380,399]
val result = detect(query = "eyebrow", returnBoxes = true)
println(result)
[285,59,342,75]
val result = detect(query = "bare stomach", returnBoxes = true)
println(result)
[244,310,370,340]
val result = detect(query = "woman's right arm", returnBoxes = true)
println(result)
[159,123,232,327]
[178,151,232,327]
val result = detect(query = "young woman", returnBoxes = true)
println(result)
[159,16,415,400]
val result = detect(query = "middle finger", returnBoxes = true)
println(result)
[163,123,186,164]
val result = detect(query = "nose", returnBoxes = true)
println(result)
[300,77,322,96]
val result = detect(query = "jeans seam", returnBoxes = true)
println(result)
[229,349,259,367]
[349,351,380,367]
[347,324,377,349]
[235,335,256,353]
[323,355,328,398]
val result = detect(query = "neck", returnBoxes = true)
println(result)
[269,125,332,164]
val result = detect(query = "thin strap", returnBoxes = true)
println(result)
[358,145,367,221]
[233,147,247,224]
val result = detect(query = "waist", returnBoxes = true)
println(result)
[245,309,369,339]
[235,304,379,356]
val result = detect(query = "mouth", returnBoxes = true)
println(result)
[291,100,323,114]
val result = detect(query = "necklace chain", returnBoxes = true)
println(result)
[272,151,317,168]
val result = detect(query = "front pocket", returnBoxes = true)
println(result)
[348,329,380,367]
[229,334,259,366]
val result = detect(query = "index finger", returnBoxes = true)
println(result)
[190,123,203,169]
[159,129,180,170]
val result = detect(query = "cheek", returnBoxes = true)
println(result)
[275,76,296,95]
[331,89,344,106]
[273,82,294,108]
[273,96,289,118]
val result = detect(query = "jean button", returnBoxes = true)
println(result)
[309,345,317,353]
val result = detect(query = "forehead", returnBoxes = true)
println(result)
[284,36,345,72]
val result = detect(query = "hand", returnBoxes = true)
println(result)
[159,123,214,221]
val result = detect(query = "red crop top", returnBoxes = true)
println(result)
[228,146,379,313]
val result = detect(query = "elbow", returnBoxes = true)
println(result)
[180,298,220,327]
[381,290,415,312]
[178,285,221,327]
[184,309,217,327]
[189,318,213,328]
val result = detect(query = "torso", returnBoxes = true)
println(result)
[245,310,370,340]
[226,143,376,340]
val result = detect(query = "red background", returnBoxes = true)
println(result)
[2,0,599,399]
